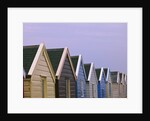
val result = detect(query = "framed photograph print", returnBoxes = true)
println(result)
[7,7,142,114]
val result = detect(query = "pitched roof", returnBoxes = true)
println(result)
[47,48,76,80]
[95,68,101,80]
[111,71,118,83]
[71,56,79,71]
[47,48,64,73]
[23,45,39,74]
[84,64,91,79]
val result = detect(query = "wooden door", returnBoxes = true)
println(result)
[80,80,84,97]
[66,79,70,98]
[41,77,47,98]
[92,84,95,98]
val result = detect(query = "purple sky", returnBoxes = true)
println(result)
[23,23,127,74]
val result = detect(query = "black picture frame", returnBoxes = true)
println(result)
[1,0,148,118]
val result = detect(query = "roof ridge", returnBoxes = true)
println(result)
[47,48,64,51]
[71,55,79,58]
[111,71,119,73]
[84,63,91,66]
[23,45,39,48]
[95,68,102,70]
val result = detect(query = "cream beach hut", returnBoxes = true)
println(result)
[23,43,55,98]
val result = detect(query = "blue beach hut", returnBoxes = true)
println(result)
[71,55,87,98]
[96,68,106,98]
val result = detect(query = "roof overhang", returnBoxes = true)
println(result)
[27,43,56,82]
[75,54,81,77]
[88,63,93,81]
[28,43,44,75]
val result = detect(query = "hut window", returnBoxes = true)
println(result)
[66,79,70,98]
[41,77,47,98]
[80,80,84,97]
[92,84,94,98]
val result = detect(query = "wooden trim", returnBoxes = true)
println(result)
[41,76,47,98]
[116,72,119,83]
[125,74,127,85]
[28,43,44,75]
[81,56,87,80]
[66,79,70,98]
[56,48,67,79]
[44,78,47,98]
[76,55,81,77]
[66,48,77,80]
[88,63,93,81]
[108,73,112,83]
[75,54,87,80]
[99,67,103,81]
[88,63,98,83]
[105,68,110,81]
[42,45,56,82]
[107,68,112,83]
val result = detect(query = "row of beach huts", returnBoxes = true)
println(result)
[23,43,127,98]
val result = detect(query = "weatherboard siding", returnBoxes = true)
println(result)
[111,83,119,98]
[76,63,86,98]
[119,83,124,98]
[23,79,31,98]
[123,75,127,98]
[105,71,112,98]
[124,75,127,98]
[100,73,106,98]
[124,85,126,97]
[89,67,98,98]
[106,82,109,98]
[106,82,112,98]
[86,81,90,98]
[31,51,55,98]
[97,81,101,98]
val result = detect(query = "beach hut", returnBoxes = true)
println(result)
[84,63,98,98]
[96,68,106,98]
[47,48,76,98]
[71,55,87,98]
[103,68,112,98]
[124,74,127,98]
[23,68,26,98]
[119,73,124,98]
[111,71,120,98]
[23,43,56,98]
[122,73,127,98]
